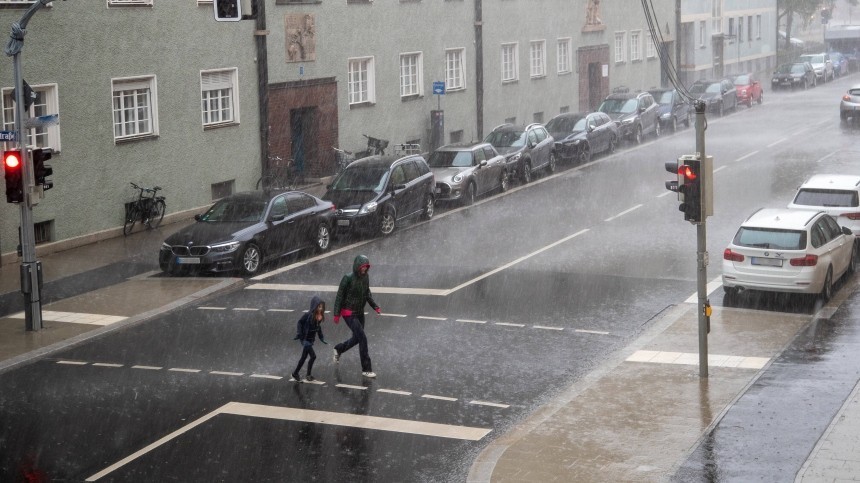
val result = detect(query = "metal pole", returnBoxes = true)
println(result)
[694,99,708,378]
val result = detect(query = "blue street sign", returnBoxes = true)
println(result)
[433,81,446,95]
[0,131,16,141]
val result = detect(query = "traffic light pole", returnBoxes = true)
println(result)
[694,99,708,378]
[5,0,52,331]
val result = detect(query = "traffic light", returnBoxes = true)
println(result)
[213,0,241,22]
[3,150,23,203]
[678,158,702,223]
[822,8,832,22]
[665,159,682,201]
[31,148,53,191]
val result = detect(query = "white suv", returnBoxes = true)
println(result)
[788,174,860,236]
[797,53,834,83]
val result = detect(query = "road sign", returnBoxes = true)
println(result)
[0,131,17,141]
[433,81,446,95]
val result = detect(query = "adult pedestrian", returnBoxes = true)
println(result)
[292,295,327,382]
[332,254,381,378]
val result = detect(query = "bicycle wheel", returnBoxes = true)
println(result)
[123,207,138,236]
[256,175,276,191]
[146,199,166,229]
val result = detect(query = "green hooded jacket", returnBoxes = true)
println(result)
[333,254,379,315]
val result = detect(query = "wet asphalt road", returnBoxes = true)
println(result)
[3,78,860,481]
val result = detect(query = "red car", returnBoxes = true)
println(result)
[732,73,763,106]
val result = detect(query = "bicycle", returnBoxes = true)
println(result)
[332,146,356,175]
[354,134,389,158]
[123,182,166,236]
[256,156,296,191]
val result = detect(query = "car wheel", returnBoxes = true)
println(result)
[718,102,724,117]
[421,194,435,220]
[498,171,509,193]
[239,243,262,276]
[757,92,763,105]
[820,267,834,301]
[685,112,692,128]
[315,223,332,253]
[379,207,396,236]
[670,117,677,132]
[608,134,617,154]
[634,125,643,144]
[578,143,592,164]
[654,121,661,138]
[462,182,477,206]
[521,162,532,184]
[547,152,557,173]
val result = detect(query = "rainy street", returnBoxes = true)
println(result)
[2,78,860,481]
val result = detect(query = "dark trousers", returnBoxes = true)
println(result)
[294,343,316,376]
[335,312,372,372]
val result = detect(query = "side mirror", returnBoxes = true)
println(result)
[842,226,853,236]
[479,160,488,168]
[587,125,595,133]
[270,213,286,222]
[194,214,202,221]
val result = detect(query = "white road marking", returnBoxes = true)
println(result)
[574,329,610,335]
[533,325,564,331]
[422,394,458,402]
[767,137,786,148]
[657,191,673,198]
[168,368,201,373]
[378,389,412,396]
[86,401,494,480]
[685,276,724,303]
[92,363,123,368]
[210,371,244,376]
[604,204,642,222]
[9,311,126,326]
[735,150,759,162]
[625,350,769,369]
[816,151,836,163]
[266,308,293,312]
[417,316,447,321]
[296,379,325,385]
[381,313,407,318]
[198,307,226,311]
[131,365,161,371]
[335,383,368,391]
[250,374,282,380]
[495,322,525,328]
[457,319,486,324]
[469,400,510,409]
[233,308,258,312]
[246,284,449,296]
[56,360,87,365]
[713,165,727,174]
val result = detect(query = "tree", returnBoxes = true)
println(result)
[779,0,859,50]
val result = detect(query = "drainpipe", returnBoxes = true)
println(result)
[676,0,681,85]
[475,0,484,140]
[253,0,269,175]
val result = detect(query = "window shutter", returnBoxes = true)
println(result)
[202,71,233,90]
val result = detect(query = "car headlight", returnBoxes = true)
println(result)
[211,241,240,253]
[161,242,171,251]
[359,201,377,215]
[452,174,463,183]
[621,118,635,124]
[571,139,582,145]
[508,153,521,163]
[660,113,671,120]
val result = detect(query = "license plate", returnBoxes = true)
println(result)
[176,257,201,265]
[337,219,350,227]
[751,257,783,267]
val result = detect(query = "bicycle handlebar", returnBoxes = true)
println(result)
[129,182,162,193]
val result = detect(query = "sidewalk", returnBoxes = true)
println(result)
[2,188,860,481]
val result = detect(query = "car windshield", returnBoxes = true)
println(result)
[545,116,585,133]
[485,129,526,148]
[690,83,720,94]
[653,91,674,104]
[428,150,473,168]
[599,98,638,114]
[734,227,806,250]
[733,75,750,85]
[789,64,806,74]
[793,188,859,207]
[799,55,823,64]
[200,199,267,223]
[331,165,390,192]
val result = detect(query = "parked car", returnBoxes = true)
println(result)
[484,123,556,183]
[840,84,860,123]
[722,208,857,301]
[688,78,737,116]
[597,89,660,144]
[788,174,860,236]
[831,52,848,77]
[731,73,763,107]
[771,62,816,90]
[159,190,335,276]
[544,111,618,163]
[323,154,435,238]
[428,142,507,205]
[797,53,834,83]
[648,88,692,132]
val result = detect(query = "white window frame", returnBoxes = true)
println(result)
[699,21,706,47]
[501,43,519,83]
[529,40,546,78]
[557,38,572,74]
[647,32,657,59]
[712,0,722,34]
[112,76,158,142]
[614,32,626,63]
[399,51,423,98]
[1,83,60,151]
[445,48,466,91]
[348,56,375,105]
[107,0,153,5]
[200,68,239,127]
[630,30,641,61]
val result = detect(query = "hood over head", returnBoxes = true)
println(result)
[308,295,325,314]
[353,254,371,274]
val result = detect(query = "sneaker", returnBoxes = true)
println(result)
[333,348,340,364]
[291,372,302,382]
[304,375,316,382]
[362,371,377,378]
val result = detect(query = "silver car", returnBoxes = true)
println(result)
[427,142,508,205]
[840,84,860,123]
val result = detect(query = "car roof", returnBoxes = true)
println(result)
[605,91,647,100]
[437,141,489,151]
[348,154,422,168]
[743,208,823,230]
[799,174,860,191]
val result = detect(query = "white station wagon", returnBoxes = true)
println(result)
[722,208,857,300]
[788,174,860,237]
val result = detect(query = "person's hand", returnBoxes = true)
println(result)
[333,315,340,324]
[320,339,328,345]
[374,307,381,315]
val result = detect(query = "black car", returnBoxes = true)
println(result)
[688,78,737,116]
[323,154,435,237]
[648,88,692,132]
[771,62,816,90]
[598,89,660,144]
[545,111,618,163]
[159,190,335,276]
[484,123,556,183]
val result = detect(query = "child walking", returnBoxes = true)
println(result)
[292,295,328,382]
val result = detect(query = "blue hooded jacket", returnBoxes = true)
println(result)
[294,295,326,345]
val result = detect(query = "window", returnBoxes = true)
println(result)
[445,48,465,91]
[504,116,516,125]
[738,17,743,42]
[560,105,569,114]
[501,43,518,82]
[614,32,626,63]
[533,112,543,123]
[450,129,463,144]
[530,40,546,78]
[557,38,571,74]
[348,56,375,105]
[112,76,157,141]
[34,220,51,244]
[728,18,734,39]
[399,52,423,98]
[201,68,238,127]
[748,16,753,41]
[630,31,641,61]
[2,83,60,149]
[647,32,657,58]
[756,15,761,39]
[211,180,234,200]
[699,21,706,47]
[712,0,722,34]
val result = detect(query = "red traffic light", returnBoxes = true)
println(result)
[678,164,697,181]
[4,150,21,169]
